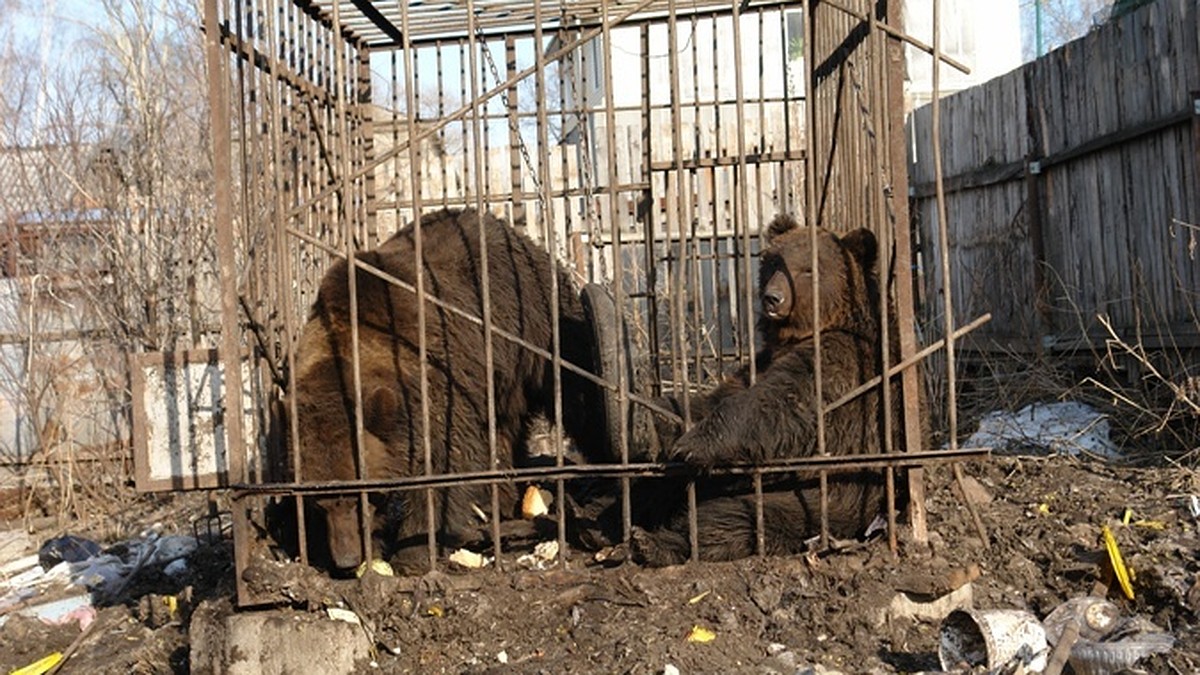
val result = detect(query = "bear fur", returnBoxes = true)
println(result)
[627,214,909,565]
[291,208,600,572]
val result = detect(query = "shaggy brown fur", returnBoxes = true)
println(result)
[292,208,600,572]
[629,215,908,565]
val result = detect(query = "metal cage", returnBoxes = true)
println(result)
[201,0,985,606]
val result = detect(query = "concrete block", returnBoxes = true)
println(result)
[190,599,371,674]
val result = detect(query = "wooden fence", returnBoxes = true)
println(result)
[908,0,1199,356]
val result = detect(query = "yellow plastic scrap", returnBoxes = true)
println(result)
[1102,525,1135,600]
[1133,519,1166,530]
[1037,502,1051,516]
[686,625,716,643]
[687,590,711,605]
[9,652,64,675]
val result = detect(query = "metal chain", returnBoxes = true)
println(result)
[478,33,545,209]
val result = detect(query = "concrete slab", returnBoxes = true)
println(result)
[190,599,372,675]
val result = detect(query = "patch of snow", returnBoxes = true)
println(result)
[962,401,1121,459]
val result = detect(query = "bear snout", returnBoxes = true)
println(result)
[762,271,792,319]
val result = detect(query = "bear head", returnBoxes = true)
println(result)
[758,214,880,345]
[291,331,405,571]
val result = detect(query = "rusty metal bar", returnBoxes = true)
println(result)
[929,0,987,548]
[820,0,971,76]
[876,0,930,545]
[599,0,634,555]
[236,447,992,496]
[800,0,831,549]
[263,0,308,566]
[866,4,897,555]
[205,0,251,605]
[464,0,503,570]
[662,0,699,564]
[395,0,437,573]
[731,0,760,556]
[328,0,373,569]
[530,0,569,567]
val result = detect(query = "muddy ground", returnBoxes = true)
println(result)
[1,454,1198,674]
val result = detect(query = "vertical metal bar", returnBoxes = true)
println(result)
[706,15,722,380]
[464,0,501,568]
[731,0,764,556]
[689,15,703,386]
[600,0,633,549]
[640,24,660,400]
[867,1,897,554]
[397,0,436,572]
[800,0,830,548]
[931,0,957,451]
[531,0,567,565]
[204,0,250,603]
[928,0,987,545]
[664,0,698,562]
[329,1,372,568]
[877,0,929,545]
[264,0,307,565]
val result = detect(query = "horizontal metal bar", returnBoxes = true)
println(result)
[820,0,971,75]
[647,149,806,172]
[826,312,992,414]
[232,447,991,498]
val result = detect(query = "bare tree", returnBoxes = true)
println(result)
[1022,0,1113,60]
[0,0,215,521]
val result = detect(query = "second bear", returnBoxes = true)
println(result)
[629,214,909,565]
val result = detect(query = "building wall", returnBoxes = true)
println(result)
[904,0,1023,110]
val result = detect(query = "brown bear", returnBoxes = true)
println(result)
[625,214,909,565]
[290,208,602,573]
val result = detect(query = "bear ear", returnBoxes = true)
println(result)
[363,386,401,437]
[839,228,878,271]
[765,213,799,244]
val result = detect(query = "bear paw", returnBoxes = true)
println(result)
[629,526,688,567]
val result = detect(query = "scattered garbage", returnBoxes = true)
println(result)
[326,607,362,625]
[0,527,202,634]
[516,540,559,570]
[939,597,1176,675]
[38,535,102,571]
[448,548,490,569]
[1043,596,1175,675]
[355,559,395,578]
[1100,526,1134,600]
[938,608,1049,672]
[0,593,94,631]
[1187,495,1200,520]
[8,651,63,675]
[686,625,716,643]
[90,531,197,598]
[963,401,1120,459]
